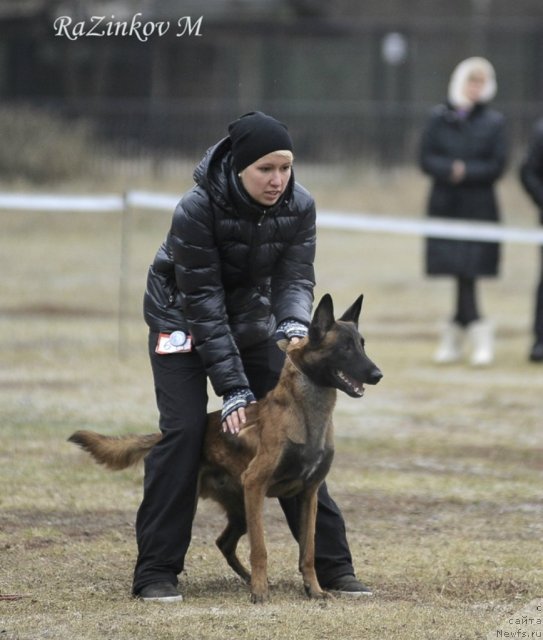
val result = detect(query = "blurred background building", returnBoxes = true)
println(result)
[1,0,543,176]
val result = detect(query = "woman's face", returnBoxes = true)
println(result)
[239,151,293,206]
[464,71,487,103]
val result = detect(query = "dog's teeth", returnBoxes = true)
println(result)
[338,370,365,394]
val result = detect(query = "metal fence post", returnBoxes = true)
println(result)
[118,191,131,361]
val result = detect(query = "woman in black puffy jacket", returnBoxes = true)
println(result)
[419,57,507,367]
[520,118,543,362]
[134,112,370,601]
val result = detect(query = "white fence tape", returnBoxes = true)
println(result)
[2,190,543,245]
[317,210,543,245]
[0,192,124,212]
[127,190,179,211]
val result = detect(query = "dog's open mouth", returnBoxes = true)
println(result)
[336,370,365,397]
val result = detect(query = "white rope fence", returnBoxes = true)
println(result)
[0,192,125,212]
[4,190,541,358]
[2,190,543,244]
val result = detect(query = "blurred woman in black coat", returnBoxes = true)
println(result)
[419,57,507,366]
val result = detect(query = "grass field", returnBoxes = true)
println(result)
[1,169,542,639]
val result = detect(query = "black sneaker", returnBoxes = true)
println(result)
[138,582,183,603]
[323,574,373,597]
[529,341,543,362]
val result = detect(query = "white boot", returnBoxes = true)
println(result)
[433,322,464,364]
[468,320,494,366]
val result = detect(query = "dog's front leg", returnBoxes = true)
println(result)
[298,487,329,599]
[242,469,270,603]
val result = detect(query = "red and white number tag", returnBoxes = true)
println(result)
[156,331,192,354]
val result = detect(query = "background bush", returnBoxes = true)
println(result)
[0,106,97,184]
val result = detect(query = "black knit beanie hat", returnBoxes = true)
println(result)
[228,111,294,173]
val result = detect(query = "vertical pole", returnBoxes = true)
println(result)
[118,191,131,361]
[470,0,491,54]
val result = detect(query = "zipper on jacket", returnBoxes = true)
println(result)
[248,210,268,271]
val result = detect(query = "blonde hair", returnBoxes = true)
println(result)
[448,57,497,109]
[260,149,294,162]
[239,150,294,175]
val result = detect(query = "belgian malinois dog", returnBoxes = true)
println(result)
[69,293,382,603]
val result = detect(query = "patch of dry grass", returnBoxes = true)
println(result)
[1,170,542,639]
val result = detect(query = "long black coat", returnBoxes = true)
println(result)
[520,117,543,221]
[419,102,507,277]
[143,137,316,396]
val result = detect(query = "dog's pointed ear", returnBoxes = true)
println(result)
[309,294,335,343]
[339,294,364,327]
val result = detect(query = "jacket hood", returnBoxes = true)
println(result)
[193,136,233,210]
[448,57,497,110]
[192,136,294,217]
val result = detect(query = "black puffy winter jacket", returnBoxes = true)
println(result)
[143,137,316,396]
[520,118,543,220]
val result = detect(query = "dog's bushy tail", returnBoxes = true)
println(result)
[68,430,162,470]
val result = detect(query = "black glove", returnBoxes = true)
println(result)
[221,387,256,424]
[274,318,309,343]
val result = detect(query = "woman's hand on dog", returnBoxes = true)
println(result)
[221,340,301,435]
[222,406,248,435]
[221,387,257,435]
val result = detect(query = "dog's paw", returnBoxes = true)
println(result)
[250,590,268,604]
[305,585,333,600]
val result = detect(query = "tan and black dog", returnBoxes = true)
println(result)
[69,293,382,603]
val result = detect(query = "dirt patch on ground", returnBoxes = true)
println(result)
[1,303,115,318]
[1,509,134,544]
